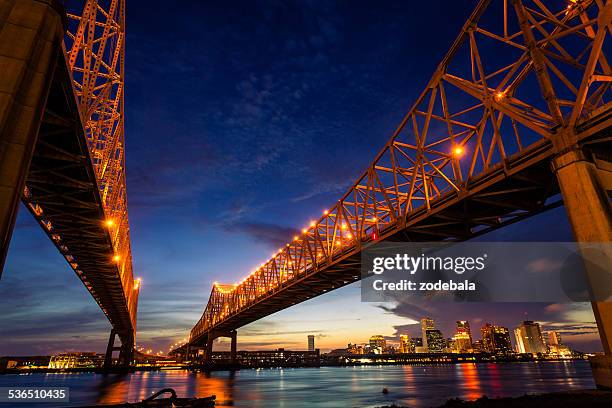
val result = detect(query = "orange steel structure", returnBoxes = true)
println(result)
[63,0,138,325]
[2,0,138,366]
[188,0,610,353]
[64,0,133,284]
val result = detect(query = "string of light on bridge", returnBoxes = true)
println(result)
[210,144,466,295]
[135,345,166,356]
[104,218,142,289]
[168,338,190,353]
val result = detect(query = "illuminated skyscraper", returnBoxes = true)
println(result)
[399,334,411,353]
[545,331,572,357]
[453,320,473,353]
[481,323,495,352]
[456,320,473,344]
[491,326,513,354]
[481,323,513,354]
[452,332,472,353]
[425,329,445,353]
[421,317,435,351]
[515,321,546,354]
[369,335,386,354]
[514,328,526,353]
[547,331,562,346]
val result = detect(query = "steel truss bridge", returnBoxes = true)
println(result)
[183,0,611,367]
[0,0,137,366]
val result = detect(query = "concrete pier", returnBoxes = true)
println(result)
[553,143,612,388]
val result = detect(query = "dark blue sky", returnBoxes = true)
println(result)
[0,0,602,355]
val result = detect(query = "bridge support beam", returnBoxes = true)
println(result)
[553,144,612,388]
[0,0,65,276]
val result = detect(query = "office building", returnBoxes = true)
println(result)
[481,324,513,354]
[421,317,435,351]
[399,335,412,353]
[425,329,445,353]
[308,335,315,352]
[547,331,562,346]
[514,321,546,354]
[456,321,473,344]
[452,331,472,353]
[369,335,386,354]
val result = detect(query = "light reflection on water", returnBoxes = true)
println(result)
[0,361,595,407]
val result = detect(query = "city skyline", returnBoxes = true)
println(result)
[318,317,583,354]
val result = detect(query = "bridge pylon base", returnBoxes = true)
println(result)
[553,143,612,389]
[104,329,134,370]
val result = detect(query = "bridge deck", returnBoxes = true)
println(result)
[22,49,137,339]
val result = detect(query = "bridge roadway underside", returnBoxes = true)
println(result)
[24,52,135,342]
[190,135,604,348]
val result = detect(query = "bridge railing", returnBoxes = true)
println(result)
[191,0,610,343]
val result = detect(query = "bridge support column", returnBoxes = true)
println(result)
[0,0,65,276]
[553,144,612,388]
[104,329,134,369]
[230,330,237,364]
[204,334,214,364]
[104,329,117,369]
[118,333,134,368]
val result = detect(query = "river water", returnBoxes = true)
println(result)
[0,361,595,407]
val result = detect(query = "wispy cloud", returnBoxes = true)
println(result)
[290,179,351,202]
[223,221,297,248]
